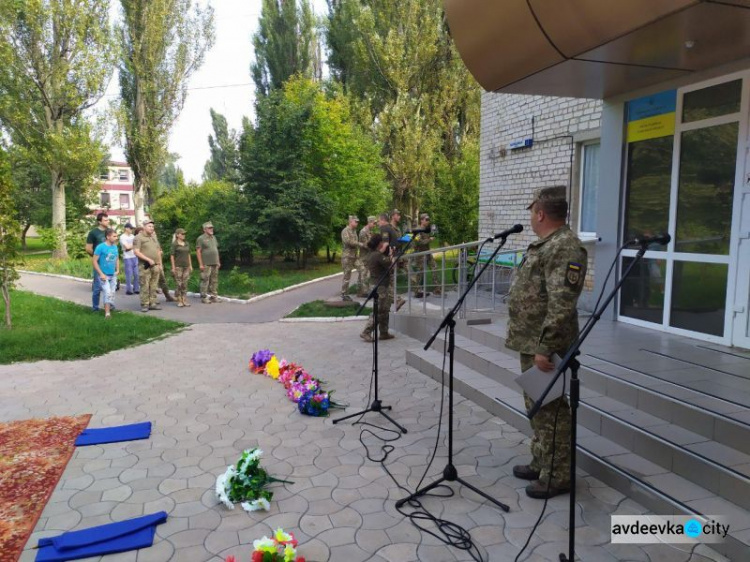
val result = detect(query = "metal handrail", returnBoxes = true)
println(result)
[393,240,523,318]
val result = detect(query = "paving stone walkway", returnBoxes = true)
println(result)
[1,284,729,561]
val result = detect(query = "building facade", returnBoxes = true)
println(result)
[479,68,750,349]
[91,161,135,225]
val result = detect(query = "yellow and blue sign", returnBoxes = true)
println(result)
[627,90,676,143]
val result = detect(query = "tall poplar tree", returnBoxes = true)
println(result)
[0,0,114,258]
[251,0,320,97]
[203,108,239,184]
[325,0,480,232]
[117,0,215,223]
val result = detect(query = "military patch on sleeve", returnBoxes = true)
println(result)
[565,262,584,287]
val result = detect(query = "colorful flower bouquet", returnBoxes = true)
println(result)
[216,448,293,512]
[225,528,305,562]
[249,350,345,416]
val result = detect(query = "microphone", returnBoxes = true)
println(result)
[492,224,523,240]
[628,233,671,246]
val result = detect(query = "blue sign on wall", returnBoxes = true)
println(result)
[627,90,677,122]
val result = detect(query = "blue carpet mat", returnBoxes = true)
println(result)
[35,511,167,561]
[74,422,151,446]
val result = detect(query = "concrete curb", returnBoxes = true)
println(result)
[279,316,369,323]
[18,269,344,304]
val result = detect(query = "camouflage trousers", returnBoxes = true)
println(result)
[341,256,364,297]
[158,269,172,299]
[355,257,370,295]
[200,265,219,299]
[173,266,191,300]
[363,286,392,336]
[138,264,161,308]
[409,253,440,293]
[520,353,572,487]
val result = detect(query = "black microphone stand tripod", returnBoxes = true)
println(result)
[527,241,654,562]
[396,234,516,512]
[332,234,418,434]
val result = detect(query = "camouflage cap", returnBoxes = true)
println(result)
[367,215,377,222]
[141,219,154,226]
[391,208,401,215]
[203,221,214,229]
[420,213,430,221]
[175,228,186,235]
[527,186,567,209]
[348,215,359,222]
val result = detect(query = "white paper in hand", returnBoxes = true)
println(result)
[515,354,567,408]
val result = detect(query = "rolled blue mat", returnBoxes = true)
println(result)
[35,511,168,561]
[74,421,151,446]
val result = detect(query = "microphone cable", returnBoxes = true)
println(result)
[352,324,485,561]
[513,240,627,561]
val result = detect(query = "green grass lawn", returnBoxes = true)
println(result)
[0,291,185,364]
[286,299,371,318]
[21,255,342,299]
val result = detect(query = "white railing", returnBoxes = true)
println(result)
[394,241,524,319]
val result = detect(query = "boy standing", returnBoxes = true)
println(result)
[93,228,120,319]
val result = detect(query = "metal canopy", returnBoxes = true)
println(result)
[445,0,750,98]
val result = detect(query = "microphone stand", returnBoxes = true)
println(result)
[396,234,514,512]
[332,234,418,434]
[527,243,649,562]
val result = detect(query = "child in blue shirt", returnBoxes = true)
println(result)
[93,228,120,318]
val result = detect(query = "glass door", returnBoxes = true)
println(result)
[619,74,748,344]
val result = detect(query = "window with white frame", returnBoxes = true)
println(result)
[578,142,600,236]
[100,192,111,207]
[119,193,130,209]
[118,169,129,181]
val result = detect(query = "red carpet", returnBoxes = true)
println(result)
[0,415,91,562]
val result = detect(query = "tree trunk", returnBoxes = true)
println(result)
[1,283,10,329]
[50,171,67,259]
[133,179,147,225]
[21,223,31,251]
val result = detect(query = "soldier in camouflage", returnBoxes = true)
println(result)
[410,213,441,297]
[506,186,587,500]
[341,215,361,301]
[360,234,395,341]
[356,216,378,297]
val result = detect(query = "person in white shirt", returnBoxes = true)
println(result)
[120,223,140,295]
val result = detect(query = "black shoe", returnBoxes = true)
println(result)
[126,291,134,295]
[525,480,571,499]
[513,464,540,481]
[134,290,140,294]
[342,295,353,302]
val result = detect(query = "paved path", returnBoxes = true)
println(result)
[18,272,343,323]
[4,277,726,561]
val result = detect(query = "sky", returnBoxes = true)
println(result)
[101,0,328,183]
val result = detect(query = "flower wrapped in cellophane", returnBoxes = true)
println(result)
[215,448,293,512]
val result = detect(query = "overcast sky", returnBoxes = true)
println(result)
[101,0,328,183]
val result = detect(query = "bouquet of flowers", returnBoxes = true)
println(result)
[249,350,274,374]
[216,448,293,512]
[249,350,345,417]
[297,389,344,417]
[226,528,305,562]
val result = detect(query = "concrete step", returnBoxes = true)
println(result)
[461,322,750,457]
[406,346,750,562]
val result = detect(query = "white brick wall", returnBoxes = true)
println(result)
[479,93,603,303]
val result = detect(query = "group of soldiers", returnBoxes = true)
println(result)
[340,208,441,302]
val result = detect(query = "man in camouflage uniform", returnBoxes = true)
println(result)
[410,213,441,298]
[360,234,395,341]
[356,216,378,297]
[380,209,406,310]
[132,219,163,312]
[506,186,587,499]
[341,215,361,301]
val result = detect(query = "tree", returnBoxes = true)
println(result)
[251,0,319,97]
[325,0,481,225]
[239,76,388,263]
[202,109,240,184]
[153,152,186,198]
[0,0,114,258]
[0,145,20,329]
[117,0,215,224]
[8,148,50,249]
